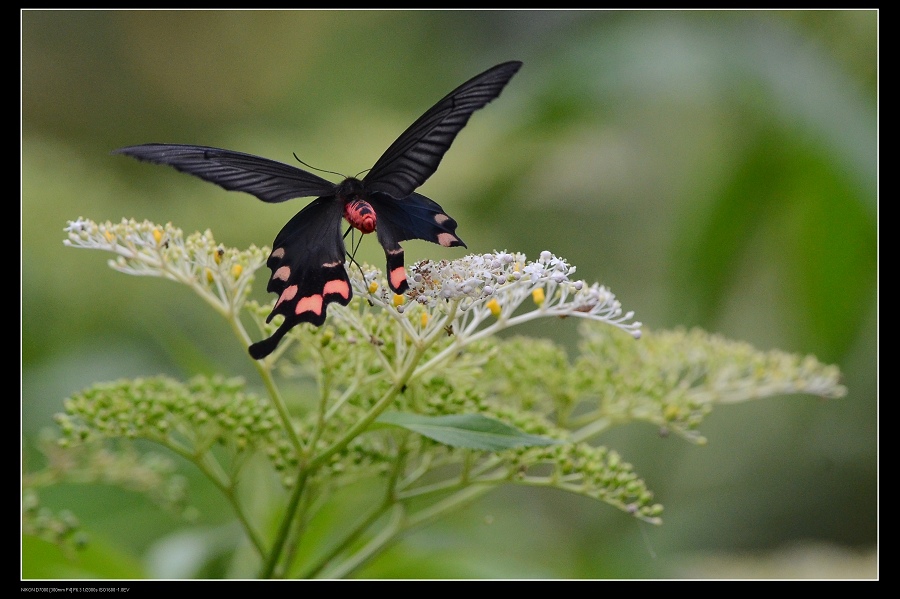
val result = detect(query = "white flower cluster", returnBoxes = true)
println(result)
[356,249,642,340]
[64,217,267,316]
[64,217,640,341]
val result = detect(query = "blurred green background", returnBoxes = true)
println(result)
[22,10,877,578]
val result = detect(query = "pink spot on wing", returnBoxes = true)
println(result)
[275,285,298,309]
[437,232,458,247]
[390,267,407,290]
[323,279,350,299]
[270,248,285,259]
[273,266,290,281]
[296,294,323,316]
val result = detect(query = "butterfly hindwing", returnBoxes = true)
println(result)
[367,192,466,293]
[363,61,522,200]
[248,196,352,359]
[113,144,335,204]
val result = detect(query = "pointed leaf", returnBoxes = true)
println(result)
[376,412,559,451]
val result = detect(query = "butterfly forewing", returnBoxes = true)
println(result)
[114,144,335,204]
[363,61,522,200]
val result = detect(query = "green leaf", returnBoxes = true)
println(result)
[376,412,560,451]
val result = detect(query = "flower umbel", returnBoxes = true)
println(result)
[50,217,846,578]
[334,249,641,355]
[64,219,640,350]
[64,217,267,317]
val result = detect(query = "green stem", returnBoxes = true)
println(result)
[306,337,431,472]
[161,439,267,558]
[297,429,410,578]
[402,484,494,531]
[223,306,303,457]
[253,360,303,458]
[332,484,495,579]
[397,471,508,500]
[259,469,309,578]
[299,500,393,579]
[570,414,617,442]
[320,504,406,579]
[278,483,315,578]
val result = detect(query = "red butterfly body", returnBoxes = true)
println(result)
[115,61,521,359]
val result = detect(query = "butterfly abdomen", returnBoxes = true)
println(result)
[337,177,377,234]
[344,197,377,234]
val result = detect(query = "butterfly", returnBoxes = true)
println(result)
[114,60,522,359]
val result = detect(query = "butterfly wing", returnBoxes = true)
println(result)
[361,61,520,292]
[115,62,522,356]
[362,61,522,199]
[248,196,351,359]
[367,192,466,293]
[114,143,335,203]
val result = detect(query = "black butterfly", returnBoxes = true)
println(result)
[114,60,522,359]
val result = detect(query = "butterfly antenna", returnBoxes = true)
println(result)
[292,153,345,179]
